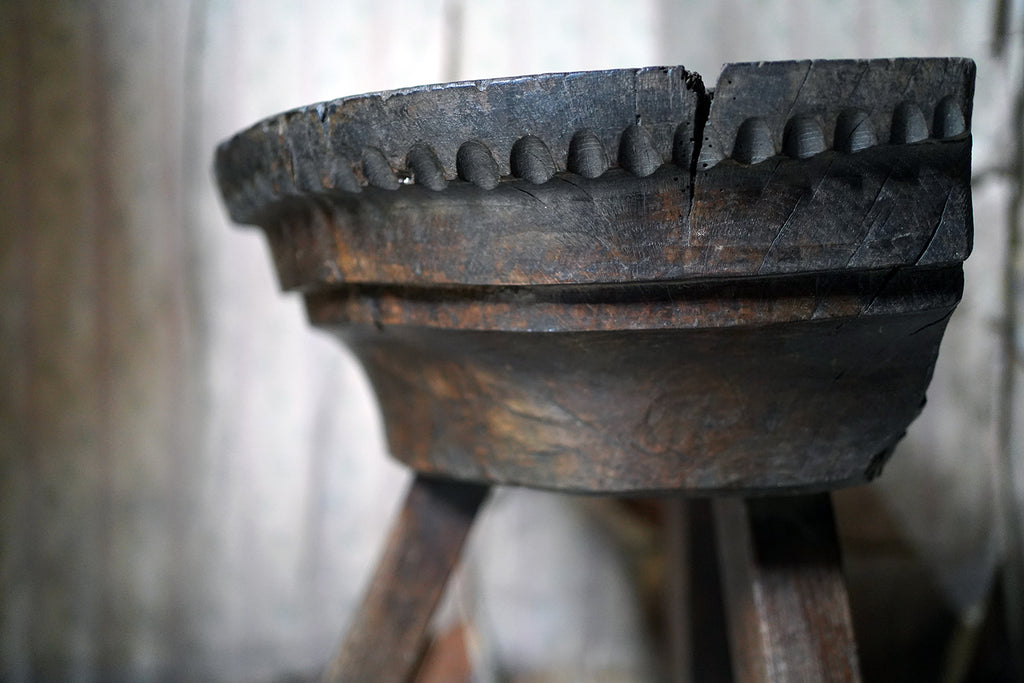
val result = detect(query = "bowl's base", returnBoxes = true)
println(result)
[334,305,952,495]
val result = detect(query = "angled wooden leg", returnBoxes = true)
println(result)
[666,497,733,683]
[322,475,489,683]
[713,494,861,683]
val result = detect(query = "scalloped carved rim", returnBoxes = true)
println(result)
[215,58,976,289]
[212,60,976,494]
[217,59,974,214]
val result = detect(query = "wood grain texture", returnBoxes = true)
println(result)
[0,1,435,679]
[216,59,974,289]
[714,495,861,683]
[213,59,975,494]
[216,66,702,225]
[322,475,488,683]
[0,2,197,676]
[697,59,975,169]
[342,305,952,494]
[4,0,1012,678]
[693,59,975,276]
[665,498,732,683]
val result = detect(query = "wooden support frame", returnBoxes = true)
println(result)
[322,475,488,683]
[713,494,861,683]
[666,497,733,683]
[215,59,975,681]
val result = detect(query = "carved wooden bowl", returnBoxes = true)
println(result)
[215,59,974,494]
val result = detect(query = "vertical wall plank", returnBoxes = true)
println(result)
[0,0,422,678]
[0,2,35,677]
[2,3,105,677]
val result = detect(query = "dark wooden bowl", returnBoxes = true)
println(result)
[215,58,974,494]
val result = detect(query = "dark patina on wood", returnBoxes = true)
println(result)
[714,495,861,682]
[321,475,487,683]
[215,59,975,494]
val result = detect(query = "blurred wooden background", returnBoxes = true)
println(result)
[1,0,1021,680]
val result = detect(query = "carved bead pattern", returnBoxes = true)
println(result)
[618,124,663,178]
[732,117,774,164]
[456,140,500,190]
[407,143,447,191]
[727,97,965,165]
[342,95,967,188]
[834,109,877,154]
[221,91,970,207]
[362,147,400,190]
[782,116,827,159]
[933,96,967,139]
[890,102,930,144]
[567,130,609,179]
[510,135,556,184]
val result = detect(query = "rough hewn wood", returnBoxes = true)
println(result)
[322,475,488,683]
[214,59,975,494]
[215,61,972,677]
[306,266,961,332]
[5,0,1010,677]
[666,498,732,683]
[216,59,973,290]
[250,134,970,290]
[714,494,861,683]
[698,59,975,170]
[216,66,703,228]
[343,305,952,494]
[692,60,975,278]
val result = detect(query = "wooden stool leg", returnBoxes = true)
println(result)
[666,497,733,683]
[322,475,489,683]
[713,494,861,683]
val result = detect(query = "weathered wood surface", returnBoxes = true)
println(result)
[216,59,973,289]
[220,65,704,288]
[344,305,953,493]
[3,0,1012,679]
[693,60,974,275]
[322,475,488,683]
[215,59,974,494]
[714,494,861,683]
[307,266,961,332]
[666,498,732,683]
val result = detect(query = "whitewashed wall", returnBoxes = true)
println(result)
[1,0,1020,680]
